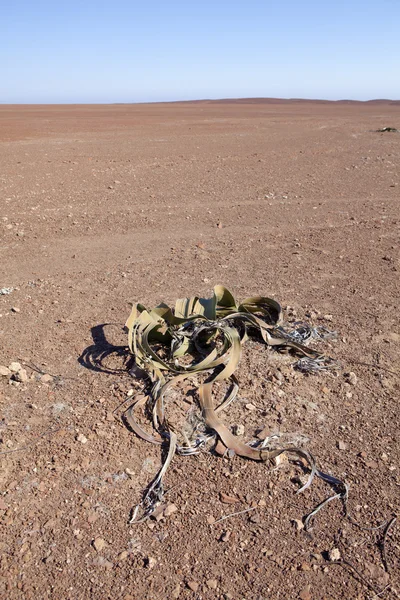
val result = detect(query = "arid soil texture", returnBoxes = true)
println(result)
[0,101,399,599]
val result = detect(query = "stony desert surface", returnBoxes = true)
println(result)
[0,101,399,599]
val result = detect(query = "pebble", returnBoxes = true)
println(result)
[328,548,341,561]
[245,403,256,411]
[76,433,88,444]
[0,366,11,377]
[92,537,106,552]
[9,362,22,373]
[206,579,218,589]
[220,530,231,542]
[171,585,181,599]
[40,374,53,384]
[125,468,135,478]
[145,556,156,569]
[118,551,129,561]
[233,424,245,436]
[164,504,178,517]
[337,440,347,451]
[323,314,333,321]
[220,492,238,504]
[11,307,20,313]
[345,372,358,386]
[299,584,312,600]
[187,581,199,592]
[292,519,304,531]
[14,369,28,383]
[387,332,399,342]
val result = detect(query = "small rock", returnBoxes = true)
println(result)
[345,372,358,386]
[144,556,156,569]
[76,433,88,444]
[219,492,238,504]
[387,332,399,342]
[299,584,312,600]
[217,222,223,229]
[245,403,256,411]
[220,530,231,542]
[11,307,20,313]
[206,515,216,525]
[328,548,341,561]
[300,562,311,571]
[9,362,22,373]
[206,579,218,590]
[323,314,333,321]
[40,374,53,384]
[14,369,28,383]
[0,499,7,510]
[292,519,304,531]
[118,551,129,561]
[125,468,135,478]
[337,440,347,451]
[233,424,245,436]
[93,556,113,569]
[92,537,106,552]
[187,581,199,592]
[0,366,11,377]
[365,460,379,469]
[321,386,330,394]
[171,585,181,599]
[164,504,178,517]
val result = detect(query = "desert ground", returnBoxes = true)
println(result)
[0,100,399,599]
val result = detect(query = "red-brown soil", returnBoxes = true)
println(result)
[0,101,399,599]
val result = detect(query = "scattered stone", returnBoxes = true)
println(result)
[321,386,330,394]
[125,468,135,478]
[233,424,245,436]
[299,584,312,600]
[365,460,379,469]
[220,492,239,504]
[9,362,22,373]
[292,519,304,531]
[245,403,256,411]
[345,372,358,386]
[300,562,311,571]
[328,548,341,561]
[207,515,216,525]
[220,530,231,542]
[14,369,28,383]
[187,581,199,592]
[206,579,218,589]
[145,556,156,569]
[337,440,347,451]
[323,314,333,321]
[171,584,181,599]
[92,537,106,552]
[93,556,113,569]
[76,433,88,444]
[40,374,53,384]
[0,287,13,295]
[217,222,223,229]
[118,551,129,561]
[11,307,20,313]
[164,504,178,517]
[0,366,11,377]
[387,332,399,342]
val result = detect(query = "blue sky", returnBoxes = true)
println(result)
[1,0,400,103]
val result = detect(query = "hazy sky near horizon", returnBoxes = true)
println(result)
[2,0,400,103]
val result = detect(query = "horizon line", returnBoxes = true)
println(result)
[1,96,400,106]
